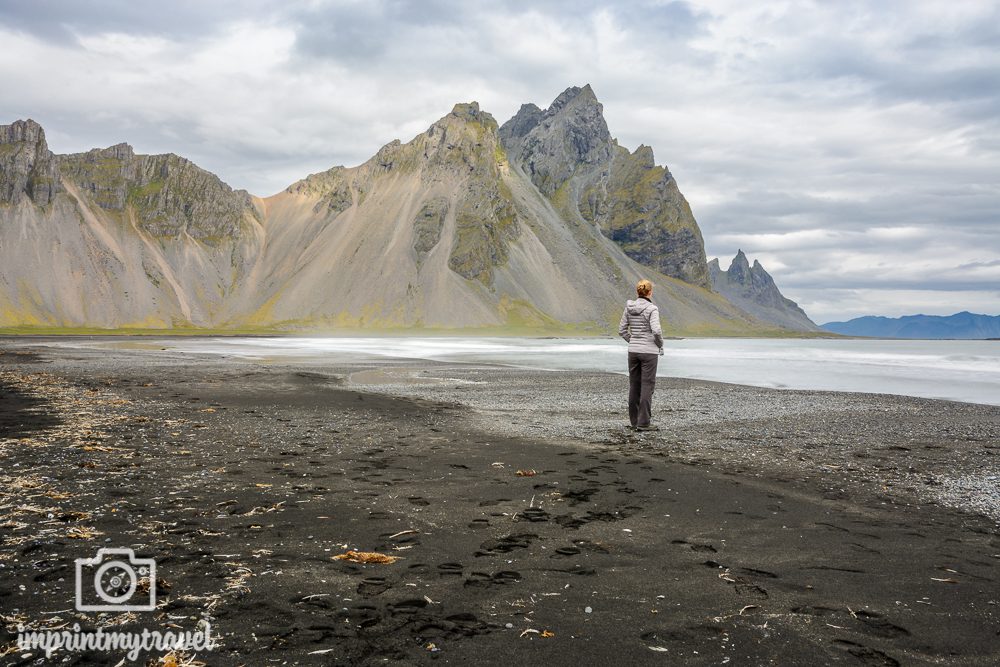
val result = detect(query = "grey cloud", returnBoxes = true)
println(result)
[287,1,456,64]
[958,259,1000,270]
[0,0,274,43]
[609,1,708,40]
[698,188,1000,237]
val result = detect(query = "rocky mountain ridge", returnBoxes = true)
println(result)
[0,119,59,205]
[499,85,710,288]
[708,250,818,332]
[0,88,799,334]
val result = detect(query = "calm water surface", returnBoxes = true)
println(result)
[132,337,1000,407]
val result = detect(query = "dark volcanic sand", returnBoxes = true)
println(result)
[1,339,999,666]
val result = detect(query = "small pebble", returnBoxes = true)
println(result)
[585,606,593,614]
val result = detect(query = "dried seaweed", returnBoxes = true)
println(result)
[332,550,400,564]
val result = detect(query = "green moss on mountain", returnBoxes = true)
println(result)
[448,188,519,284]
[59,146,258,241]
[579,144,709,287]
[413,197,448,263]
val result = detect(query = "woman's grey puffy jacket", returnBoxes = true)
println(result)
[618,298,663,354]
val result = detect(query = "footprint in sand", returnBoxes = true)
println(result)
[561,488,599,505]
[464,570,522,587]
[853,610,910,638]
[357,576,392,597]
[831,639,900,666]
[437,562,464,577]
[733,583,769,599]
[572,539,610,554]
[414,613,489,640]
[551,546,582,559]
[337,605,381,629]
[516,507,550,523]
[793,607,909,640]
[475,533,537,556]
[791,605,840,617]
[555,506,638,530]
[387,598,428,615]
[671,539,717,553]
[379,531,420,547]
[737,566,778,579]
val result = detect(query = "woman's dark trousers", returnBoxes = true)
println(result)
[628,352,658,427]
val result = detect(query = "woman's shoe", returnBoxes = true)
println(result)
[636,424,660,431]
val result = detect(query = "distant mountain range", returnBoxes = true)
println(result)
[822,312,1000,339]
[1,85,812,334]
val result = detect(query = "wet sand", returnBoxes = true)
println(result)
[1,339,999,666]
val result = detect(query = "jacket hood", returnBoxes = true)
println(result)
[626,298,656,316]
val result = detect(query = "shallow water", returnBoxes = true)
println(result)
[96,336,1000,407]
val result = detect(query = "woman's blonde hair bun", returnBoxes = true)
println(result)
[636,279,653,297]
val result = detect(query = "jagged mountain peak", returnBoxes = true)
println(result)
[500,103,543,142]
[1,118,58,205]
[710,251,818,332]
[721,249,762,287]
[446,101,495,126]
[630,144,655,168]
[716,250,777,288]
[540,83,610,146]
[548,83,600,113]
[498,85,708,288]
[498,84,611,193]
[287,100,505,199]
[2,118,48,146]
[428,101,501,147]
[500,84,610,155]
[278,98,520,289]
[70,141,137,162]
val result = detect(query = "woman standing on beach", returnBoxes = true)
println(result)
[618,279,664,431]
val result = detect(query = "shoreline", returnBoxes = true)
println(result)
[1,340,999,665]
[14,334,1000,409]
[0,329,843,339]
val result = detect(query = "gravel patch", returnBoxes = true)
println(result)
[351,364,1000,524]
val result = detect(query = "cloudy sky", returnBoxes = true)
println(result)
[1,0,997,323]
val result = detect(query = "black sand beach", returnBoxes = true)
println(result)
[1,338,999,666]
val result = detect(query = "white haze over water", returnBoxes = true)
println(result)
[139,337,1000,407]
